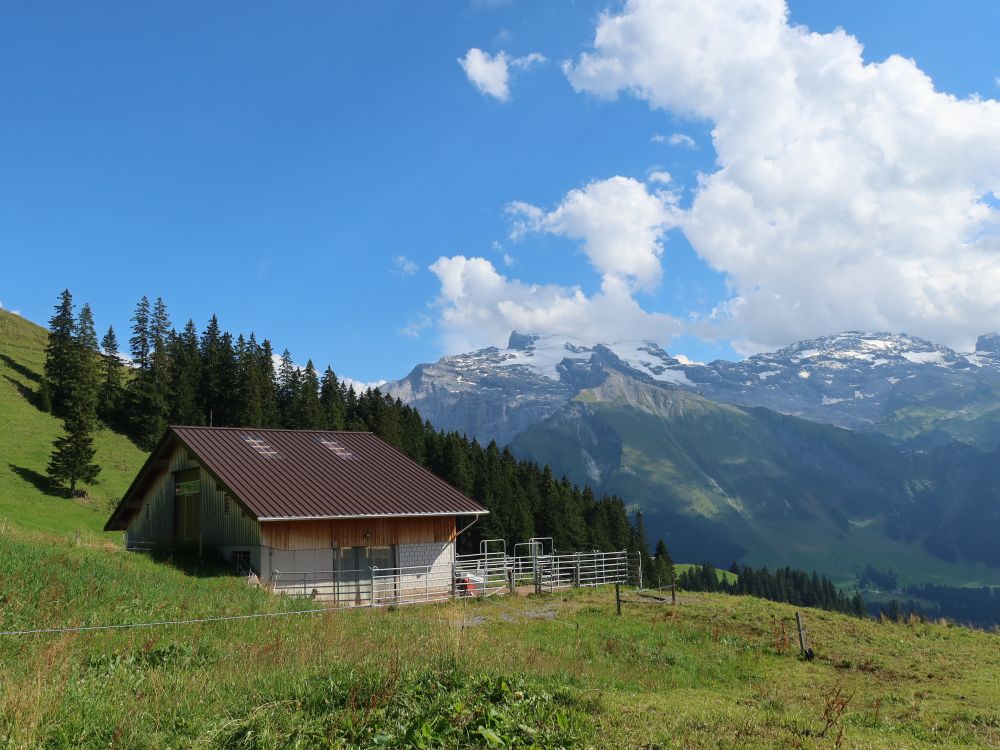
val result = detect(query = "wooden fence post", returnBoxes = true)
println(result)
[615,582,622,616]
[796,611,814,659]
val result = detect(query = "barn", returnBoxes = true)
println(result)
[105,426,488,602]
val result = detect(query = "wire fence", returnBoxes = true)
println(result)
[269,544,630,608]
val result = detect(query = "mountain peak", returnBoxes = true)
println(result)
[507,331,540,350]
[976,333,1000,354]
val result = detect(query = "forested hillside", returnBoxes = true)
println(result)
[22,292,668,566]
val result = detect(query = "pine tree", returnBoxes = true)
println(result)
[150,297,171,354]
[294,360,322,429]
[43,289,77,415]
[76,303,98,353]
[47,297,101,496]
[258,339,280,427]
[48,410,100,497]
[129,296,152,372]
[320,366,345,430]
[98,326,123,425]
[73,302,100,420]
[169,320,202,425]
[653,538,675,590]
[125,296,170,447]
[276,348,297,426]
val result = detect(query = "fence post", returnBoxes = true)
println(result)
[638,554,643,591]
[370,567,376,607]
[534,553,542,596]
[671,567,677,605]
[615,582,622,616]
[795,611,813,659]
[507,566,515,595]
[574,553,581,588]
[451,561,456,600]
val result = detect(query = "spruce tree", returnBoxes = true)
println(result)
[258,339,280,427]
[150,297,171,354]
[43,289,77,415]
[295,360,322,429]
[276,348,297,426]
[129,296,152,372]
[73,302,100,419]
[169,320,202,425]
[98,326,123,425]
[234,334,264,427]
[653,538,675,589]
[47,298,101,496]
[320,366,345,430]
[48,409,100,497]
[76,303,98,353]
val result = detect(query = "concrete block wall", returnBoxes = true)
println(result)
[397,541,453,570]
[394,541,454,601]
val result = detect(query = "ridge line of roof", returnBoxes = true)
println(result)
[171,425,375,435]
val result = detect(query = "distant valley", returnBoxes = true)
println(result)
[386,331,1000,586]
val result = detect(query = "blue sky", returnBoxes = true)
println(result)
[2,1,999,382]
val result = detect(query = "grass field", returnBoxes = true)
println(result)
[0,309,146,536]
[2,524,999,749]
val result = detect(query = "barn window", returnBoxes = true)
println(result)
[175,479,200,495]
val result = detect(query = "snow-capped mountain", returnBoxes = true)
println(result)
[680,332,1000,431]
[385,330,1000,446]
[385,332,685,444]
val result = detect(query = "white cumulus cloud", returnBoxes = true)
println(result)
[507,176,679,291]
[426,176,681,352]
[566,0,1000,353]
[458,48,547,101]
[652,132,696,148]
[429,255,680,354]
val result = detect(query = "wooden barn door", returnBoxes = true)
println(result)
[172,468,201,546]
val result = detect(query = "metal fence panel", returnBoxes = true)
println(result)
[271,548,629,607]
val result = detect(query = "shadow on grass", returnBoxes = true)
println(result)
[8,464,63,498]
[147,548,243,579]
[0,353,42,384]
[2,374,46,411]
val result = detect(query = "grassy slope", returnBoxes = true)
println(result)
[675,563,739,585]
[0,309,146,536]
[1,526,998,749]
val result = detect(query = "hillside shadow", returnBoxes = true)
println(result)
[0,353,42,384]
[2,374,45,411]
[8,464,60,497]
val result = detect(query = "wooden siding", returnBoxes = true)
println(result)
[126,444,260,548]
[198,463,261,547]
[260,516,457,551]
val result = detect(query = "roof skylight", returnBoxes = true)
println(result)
[242,434,280,458]
[318,437,359,461]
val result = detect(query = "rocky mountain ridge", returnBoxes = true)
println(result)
[385,330,1000,447]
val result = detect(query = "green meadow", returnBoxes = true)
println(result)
[2,525,999,749]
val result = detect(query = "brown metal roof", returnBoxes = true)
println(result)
[107,427,487,529]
